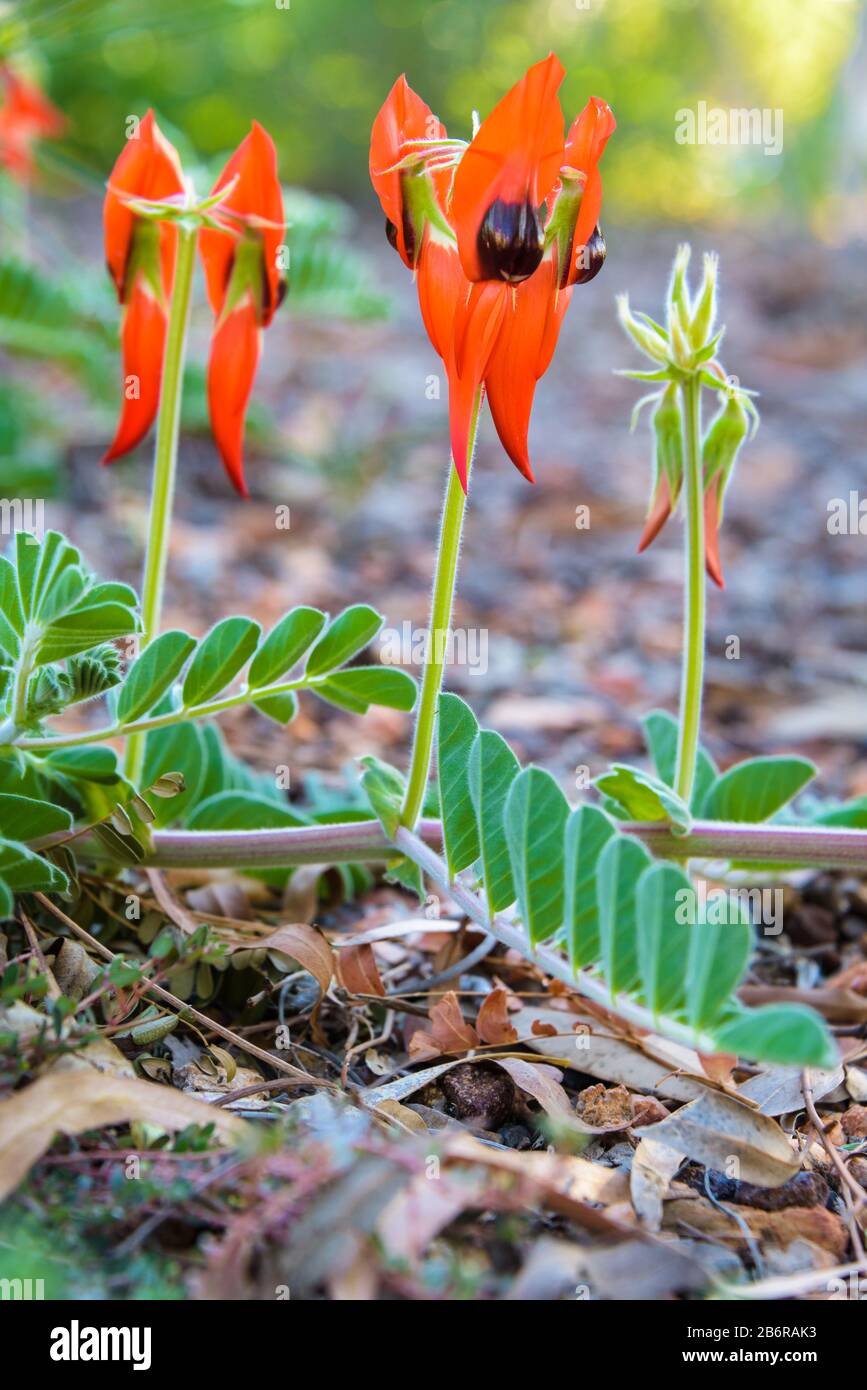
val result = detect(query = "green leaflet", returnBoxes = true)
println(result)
[182,617,261,707]
[248,607,326,687]
[468,729,520,917]
[594,762,691,832]
[0,793,72,842]
[437,693,480,877]
[0,836,67,892]
[359,754,405,839]
[596,834,652,997]
[117,630,197,726]
[315,666,416,714]
[504,766,570,945]
[685,904,752,1033]
[635,861,692,1017]
[713,1003,837,1069]
[305,605,383,676]
[700,755,816,823]
[563,804,616,969]
[642,708,717,812]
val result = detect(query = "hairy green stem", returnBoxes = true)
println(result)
[400,393,482,830]
[137,817,867,873]
[674,376,705,805]
[124,224,198,787]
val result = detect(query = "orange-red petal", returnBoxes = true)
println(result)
[637,475,674,553]
[102,281,167,464]
[704,487,725,588]
[370,75,446,270]
[104,110,184,302]
[207,299,261,497]
[451,54,565,283]
[200,122,285,324]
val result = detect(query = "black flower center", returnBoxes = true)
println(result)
[477,198,544,284]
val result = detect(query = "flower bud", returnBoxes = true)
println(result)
[616,294,670,364]
[690,252,719,351]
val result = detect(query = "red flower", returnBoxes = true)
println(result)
[102,111,186,464]
[102,118,286,496]
[369,57,614,489]
[199,122,286,497]
[0,64,65,181]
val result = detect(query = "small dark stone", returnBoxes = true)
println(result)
[439,1062,516,1129]
[786,903,836,947]
[500,1123,533,1150]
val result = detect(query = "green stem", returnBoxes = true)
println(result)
[124,224,198,786]
[13,672,330,753]
[399,394,482,829]
[674,376,705,805]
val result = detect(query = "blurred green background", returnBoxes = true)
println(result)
[2,0,864,233]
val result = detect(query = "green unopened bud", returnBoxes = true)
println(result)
[690,252,719,351]
[616,294,669,364]
[669,243,691,317]
[669,309,693,371]
[702,391,749,514]
[653,382,684,504]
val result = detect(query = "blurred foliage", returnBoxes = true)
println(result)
[0,0,863,230]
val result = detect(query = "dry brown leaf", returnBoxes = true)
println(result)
[523,1006,707,1102]
[740,984,867,1024]
[738,1063,844,1117]
[476,987,519,1045]
[0,1071,247,1200]
[443,1134,631,1223]
[841,1104,867,1138]
[257,923,334,997]
[495,1058,573,1119]
[280,865,324,923]
[377,1166,491,1261]
[337,942,385,997]
[663,1197,848,1259]
[429,992,480,1052]
[646,1089,800,1186]
[631,1135,685,1230]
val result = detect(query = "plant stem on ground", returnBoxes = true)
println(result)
[136,816,867,873]
[124,223,198,788]
[399,390,482,829]
[674,375,705,806]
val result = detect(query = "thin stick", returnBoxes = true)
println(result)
[802,1071,866,1262]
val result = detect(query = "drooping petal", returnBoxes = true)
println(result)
[484,257,570,481]
[451,54,565,284]
[104,110,184,302]
[370,75,446,270]
[637,474,674,554]
[416,235,464,365]
[704,486,726,589]
[102,281,167,464]
[206,298,261,497]
[200,121,285,324]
